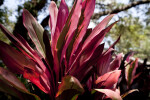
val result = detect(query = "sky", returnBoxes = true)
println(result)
[2,0,131,23]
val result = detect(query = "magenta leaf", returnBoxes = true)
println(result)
[50,0,69,54]
[43,30,53,69]
[70,44,104,82]
[55,0,82,83]
[49,0,69,84]
[57,0,82,61]
[96,48,114,76]
[68,21,117,75]
[23,68,50,93]
[0,67,27,92]
[68,28,92,69]
[82,14,115,50]
[68,0,95,62]
[0,40,37,74]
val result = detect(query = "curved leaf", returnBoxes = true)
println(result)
[0,40,37,74]
[56,75,84,98]
[96,70,121,89]
[0,67,40,100]
[95,89,122,100]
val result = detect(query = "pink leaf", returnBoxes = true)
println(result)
[0,67,41,100]
[51,0,69,54]
[56,0,82,82]
[109,53,123,71]
[49,1,58,34]
[70,44,104,81]
[95,89,122,100]
[68,28,92,69]
[0,41,51,93]
[49,1,58,48]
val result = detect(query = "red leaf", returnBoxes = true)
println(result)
[0,41,37,74]
[96,70,121,89]
[23,68,50,93]
[0,41,51,93]
[56,0,82,82]
[70,44,104,81]
[68,28,92,70]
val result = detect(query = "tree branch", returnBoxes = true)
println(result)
[41,15,50,28]
[92,0,150,19]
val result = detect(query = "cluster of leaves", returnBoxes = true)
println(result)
[118,52,150,100]
[0,0,149,100]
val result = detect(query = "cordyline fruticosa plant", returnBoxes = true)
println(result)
[0,0,134,100]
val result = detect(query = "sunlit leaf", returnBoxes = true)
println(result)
[95,89,122,100]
